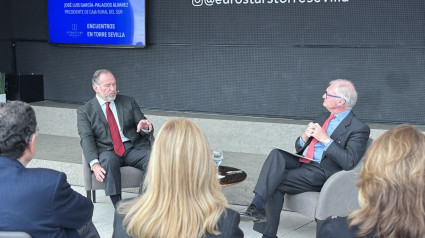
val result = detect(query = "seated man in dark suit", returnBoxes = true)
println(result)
[77,69,153,206]
[240,79,370,238]
[0,101,99,238]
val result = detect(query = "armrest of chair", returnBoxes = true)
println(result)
[314,138,371,221]
[81,152,93,190]
[314,169,361,221]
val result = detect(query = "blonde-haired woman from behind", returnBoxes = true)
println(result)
[113,118,244,238]
[318,124,425,238]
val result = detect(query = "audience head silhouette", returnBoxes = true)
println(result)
[349,124,425,238]
[0,101,37,161]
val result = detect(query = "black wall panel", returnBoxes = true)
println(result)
[0,41,13,73]
[0,0,13,73]
[5,0,425,124]
[0,0,12,40]
[148,1,424,47]
[11,0,47,40]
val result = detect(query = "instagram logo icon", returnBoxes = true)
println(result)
[192,0,203,6]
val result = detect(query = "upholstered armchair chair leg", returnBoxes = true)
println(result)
[85,190,97,203]
[86,190,91,202]
[316,219,324,235]
[92,190,96,203]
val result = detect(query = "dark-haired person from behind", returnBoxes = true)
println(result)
[318,125,425,238]
[113,118,244,238]
[0,101,99,238]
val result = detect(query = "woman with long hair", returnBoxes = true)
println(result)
[113,118,244,238]
[318,125,425,238]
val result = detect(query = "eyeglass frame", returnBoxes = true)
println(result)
[325,92,341,99]
[28,127,39,142]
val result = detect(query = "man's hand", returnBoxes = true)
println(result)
[309,123,329,143]
[301,122,316,142]
[137,119,152,132]
[91,163,106,182]
[302,122,329,144]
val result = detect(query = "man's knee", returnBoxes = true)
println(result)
[269,149,282,158]
[266,149,286,165]
[134,149,150,170]
[99,152,121,169]
[105,159,121,172]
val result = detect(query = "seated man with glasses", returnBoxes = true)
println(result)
[240,79,370,238]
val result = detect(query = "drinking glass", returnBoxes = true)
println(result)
[212,150,224,179]
[212,150,223,168]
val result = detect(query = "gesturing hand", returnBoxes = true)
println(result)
[137,119,152,132]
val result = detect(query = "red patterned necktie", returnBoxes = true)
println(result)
[301,114,336,163]
[106,102,125,157]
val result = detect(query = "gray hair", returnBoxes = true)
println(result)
[0,101,37,159]
[330,79,357,109]
[92,69,113,86]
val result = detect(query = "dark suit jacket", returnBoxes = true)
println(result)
[77,95,153,163]
[317,216,373,238]
[295,111,370,179]
[112,202,244,238]
[0,156,94,238]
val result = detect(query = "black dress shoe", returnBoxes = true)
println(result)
[240,204,267,222]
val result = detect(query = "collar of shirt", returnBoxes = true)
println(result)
[334,109,351,123]
[94,95,129,142]
[96,95,112,107]
[95,95,117,117]
[327,109,351,133]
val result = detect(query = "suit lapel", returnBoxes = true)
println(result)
[330,111,353,139]
[114,96,124,129]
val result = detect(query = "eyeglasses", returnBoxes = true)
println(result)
[27,128,39,142]
[325,92,341,99]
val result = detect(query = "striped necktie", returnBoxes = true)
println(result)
[106,102,125,157]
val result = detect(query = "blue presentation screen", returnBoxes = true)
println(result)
[48,0,145,47]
